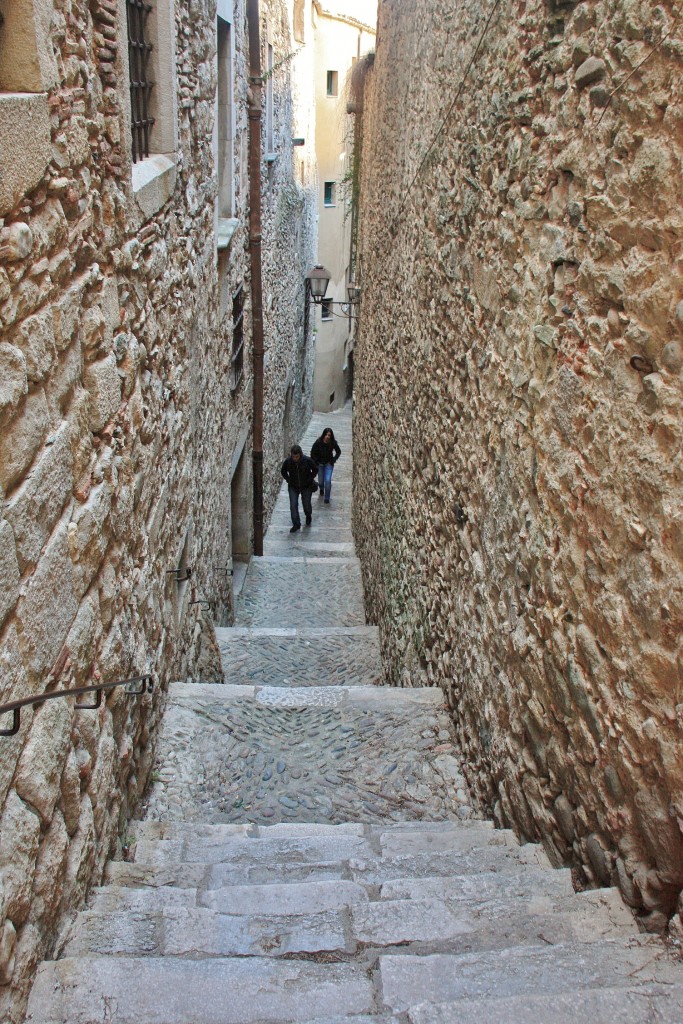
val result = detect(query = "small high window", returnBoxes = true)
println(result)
[321,299,333,321]
[323,181,335,206]
[326,70,338,97]
[217,16,235,218]
[231,283,245,390]
[126,0,155,162]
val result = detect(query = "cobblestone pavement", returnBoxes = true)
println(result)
[217,628,382,687]
[144,684,470,825]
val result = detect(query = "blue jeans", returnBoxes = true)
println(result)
[317,462,333,500]
[288,485,312,527]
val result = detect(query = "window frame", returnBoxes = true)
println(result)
[323,181,335,207]
[321,298,333,321]
[326,69,338,97]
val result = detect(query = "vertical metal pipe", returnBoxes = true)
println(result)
[247,0,265,556]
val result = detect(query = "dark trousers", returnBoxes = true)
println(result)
[288,485,313,527]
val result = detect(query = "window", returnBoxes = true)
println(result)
[126,0,155,162]
[326,70,338,97]
[293,0,305,42]
[329,392,335,406]
[216,16,235,219]
[324,181,335,206]
[303,279,311,344]
[124,0,178,218]
[231,283,245,390]
[321,298,333,321]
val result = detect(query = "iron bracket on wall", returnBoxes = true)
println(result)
[213,566,234,577]
[167,566,193,582]
[0,675,154,738]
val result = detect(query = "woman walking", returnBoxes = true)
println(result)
[311,427,341,504]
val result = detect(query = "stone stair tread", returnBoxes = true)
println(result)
[379,866,575,902]
[107,842,555,889]
[168,681,445,708]
[73,888,635,960]
[26,957,374,1024]
[62,905,354,958]
[380,938,683,1012]
[215,626,380,637]
[130,820,491,843]
[406,985,683,1024]
[349,888,637,949]
[129,825,525,867]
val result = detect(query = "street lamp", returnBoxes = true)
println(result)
[304,267,361,317]
[305,265,331,304]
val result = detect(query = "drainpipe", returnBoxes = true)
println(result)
[247,0,265,556]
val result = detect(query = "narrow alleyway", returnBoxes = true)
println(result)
[27,407,683,1022]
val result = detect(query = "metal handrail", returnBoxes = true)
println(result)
[0,674,153,738]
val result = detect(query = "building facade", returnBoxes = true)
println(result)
[311,0,375,413]
[0,0,316,1012]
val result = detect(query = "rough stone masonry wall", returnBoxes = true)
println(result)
[0,0,314,1015]
[354,0,683,928]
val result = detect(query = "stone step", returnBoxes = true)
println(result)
[235,557,366,627]
[406,985,683,1024]
[129,819,489,844]
[67,887,634,962]
[379,938,683,1013]
[216,626,381,687]
[26,956,374,1024]
[130,820,512,866]
[349,888,636,949]
[62,904,355,959]
[107,840,552,889]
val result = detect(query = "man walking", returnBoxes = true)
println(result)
[281,444,318,532]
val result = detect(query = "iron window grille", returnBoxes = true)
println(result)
[231,283,245,390]
[127,0,155,162]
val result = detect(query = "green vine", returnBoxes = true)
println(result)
[253,46,304,85]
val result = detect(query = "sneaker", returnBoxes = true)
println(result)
[290,524,300,533]
[305,515,312,525]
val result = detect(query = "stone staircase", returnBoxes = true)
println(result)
[25,406,683,1023]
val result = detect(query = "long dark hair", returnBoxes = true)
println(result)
[318,427,336,444]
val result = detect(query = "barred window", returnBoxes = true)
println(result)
[126,0,155,162]
[231,283,245,390]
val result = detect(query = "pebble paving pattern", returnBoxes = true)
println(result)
[146,406,474,827]
[217,630,382,687]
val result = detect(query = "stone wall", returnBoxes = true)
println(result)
[354,0,683,929]
[0,0,315,1014]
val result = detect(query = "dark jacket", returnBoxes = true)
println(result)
[281,454,318,492]
[310,436,341,466]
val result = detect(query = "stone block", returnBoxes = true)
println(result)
[15,526,79,676]
[574,56,606,89]
[0,94,52,216]
[0,919,17,986]
[60,793,96,912]
[0,343,28,420]
[14,697,72,826]
[52,279,85,351]
[67,482,113,596]
[200,880,369,916]
[0,791,41,925]
[0,624,33,810]
[32,809,69,923]
[0,223,32,262]
[83,354,122,432]
[26,956,374,1024]
[0,520,20,628]
[16,308,56,383]
[0,388,49,493]
[47,339,83,416]
[60,750,82,837]
[5,420,74,570]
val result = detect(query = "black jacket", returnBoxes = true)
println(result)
[310,437,341,466]
[281,454,318,492]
